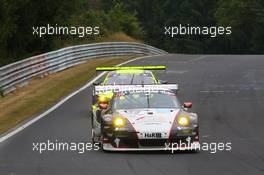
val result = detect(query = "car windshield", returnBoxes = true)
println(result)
[105,73,155,85]
[112,92,180,109]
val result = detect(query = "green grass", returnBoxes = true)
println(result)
[0,56,135,134]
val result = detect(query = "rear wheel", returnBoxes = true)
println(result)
[90,111,94,128]
[91,111,95,144]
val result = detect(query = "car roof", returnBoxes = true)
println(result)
[102,70,157,85]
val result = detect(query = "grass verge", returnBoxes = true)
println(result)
[0,56,135,135]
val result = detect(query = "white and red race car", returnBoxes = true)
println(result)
[91,85,199,151]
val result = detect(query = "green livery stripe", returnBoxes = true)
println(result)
[96,66,166,71]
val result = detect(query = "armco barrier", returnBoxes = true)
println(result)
[0,42,167,95]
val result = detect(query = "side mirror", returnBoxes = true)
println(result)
[183,102,192,108]
[160,80,168,84]
[93,81,101,86]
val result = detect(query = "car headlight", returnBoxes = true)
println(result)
[113,116,126,128]
[177,116,190,127]
[98,95,108,103]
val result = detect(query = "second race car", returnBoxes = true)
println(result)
[91,66,168,132]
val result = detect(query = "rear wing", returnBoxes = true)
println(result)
[96,66,166,71]
[93,84,178,95]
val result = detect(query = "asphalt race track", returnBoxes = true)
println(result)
[1,55,264,175]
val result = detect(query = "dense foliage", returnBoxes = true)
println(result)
[1,0,264,66]
[115,0,264,54]
[0,0,141,66]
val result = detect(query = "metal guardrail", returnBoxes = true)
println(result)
[0,42,167,95]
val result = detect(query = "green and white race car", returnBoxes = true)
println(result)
[91,66,168,142]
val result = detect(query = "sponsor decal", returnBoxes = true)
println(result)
[143,132,163,138]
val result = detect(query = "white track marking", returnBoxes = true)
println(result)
[200,90,225,93]
[190,56,209,62]
[0,55,161,143]
[202,135,211,138]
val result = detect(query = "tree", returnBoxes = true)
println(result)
[215,0,264,53]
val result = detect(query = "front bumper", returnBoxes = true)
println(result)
[103,141,200,151]
[101,125,199,151]
[102,133,199,151]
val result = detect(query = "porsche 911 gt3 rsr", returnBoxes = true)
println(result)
[91,85,199,151]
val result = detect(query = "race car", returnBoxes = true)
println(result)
[91,66,168,129]
[92,85,199,151]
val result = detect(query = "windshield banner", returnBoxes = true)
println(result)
[93,84,178,95]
